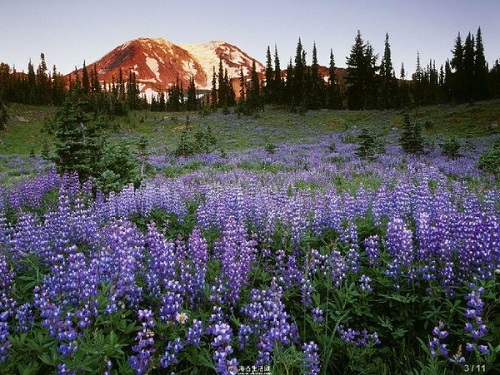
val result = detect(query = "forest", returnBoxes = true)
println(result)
[1,28,500,116]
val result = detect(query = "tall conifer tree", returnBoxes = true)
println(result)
[450,32,465,102]
[292,38,305,107]
[264,46,274,104]
[82,60,90,95]
[346,30,377,110]
[273,45,283,104]
[379,33,396,108]
[326,50,340,109]
[463,32,475,101]
[474,27,489,100]
[308,42,323,109]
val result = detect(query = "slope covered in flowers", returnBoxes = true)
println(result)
[0,131,499,374]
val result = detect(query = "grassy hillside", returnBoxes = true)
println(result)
[1,100,500,157]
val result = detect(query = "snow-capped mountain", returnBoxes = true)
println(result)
[73,37,265,96]
[179,41,263,80]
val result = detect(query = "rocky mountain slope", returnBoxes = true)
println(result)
[73,37,265,96]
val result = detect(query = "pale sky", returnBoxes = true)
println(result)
[1,0,499,76]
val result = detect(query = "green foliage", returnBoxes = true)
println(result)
[96,141,140,194]
[264,141,278,155]
[477,139,500,175]
[0,96,8,131]
[356,128,385,160]
[54,97,102,181]
[400,112,424,154]
[53,96,141,191]
[175,124,217,156]
[439,137,461,159]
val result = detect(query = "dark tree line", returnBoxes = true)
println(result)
[238,27,498,111]
[1,27,499,115]
[0,55,148,115]
[0,54,66,106]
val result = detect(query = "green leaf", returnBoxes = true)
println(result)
[17,361,40,375]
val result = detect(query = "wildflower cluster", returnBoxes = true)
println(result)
[0,133,498,373]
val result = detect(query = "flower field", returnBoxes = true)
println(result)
[0,129,499,374]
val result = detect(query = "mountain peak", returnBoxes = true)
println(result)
[74,37,264,97]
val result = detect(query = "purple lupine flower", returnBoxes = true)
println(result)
[363,235,380,266]
[463,283,489,355]
[329,250,348,288]
[311,307,323,323]
[385,217,414,280]
[14,303,34,333]
[301,278,313,307]
[210,322,238,374]
[160,337,184,369]
[302,341,320,375]
[359,274,373,292]
[241,278,297,366]
[186,319,204,347]
[237,324,253,350]
[428,321,449,358]
[0,313,11,364]
[213,216,257,307]
[57,363,76,375]
[337,325,380,347]
[129,309,156,374]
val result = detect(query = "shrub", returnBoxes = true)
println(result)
[0,97,8,131]
[356,128,385,160]
[53,97,102,181]
[477,139,500,175]
[175,125,217,156]
[399,112,424,154]
[440,137,461,159]
[96,141,140,194]
[265,141,278,155]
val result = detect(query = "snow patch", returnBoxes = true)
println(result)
[146,57,161,81]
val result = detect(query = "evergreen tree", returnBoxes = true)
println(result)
[27,59,36,104]
[489,59,500,98]
[158,92,166,111]
[238,67,246,102]
[356,128,385,160]
[225,69,235,107]
[218,58,228,108]
[211,67,217,108]
[292,38,305,107]
[474,27,489,100]
[51,65,67,105]
[273,44,283,104]
[36,53,50,104]
[308,42,324,109]
[54,97,102,181]
[399,112,424,154]
[346,30,378,110]
[412,52,424,106]
[247,60,262,110]
[118,68,125,101]
[443,59,453,102]
[264,46,274,104]
[397,63,411,108]
[186,76,198,111]
[127,70,140,110]
[82,60,90,95]
[326,50,341,109]
[0,96,8,131]
[463,32,475,101]
[91,64,101,93]
[450,32,465,102]
[379,33,397,108]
